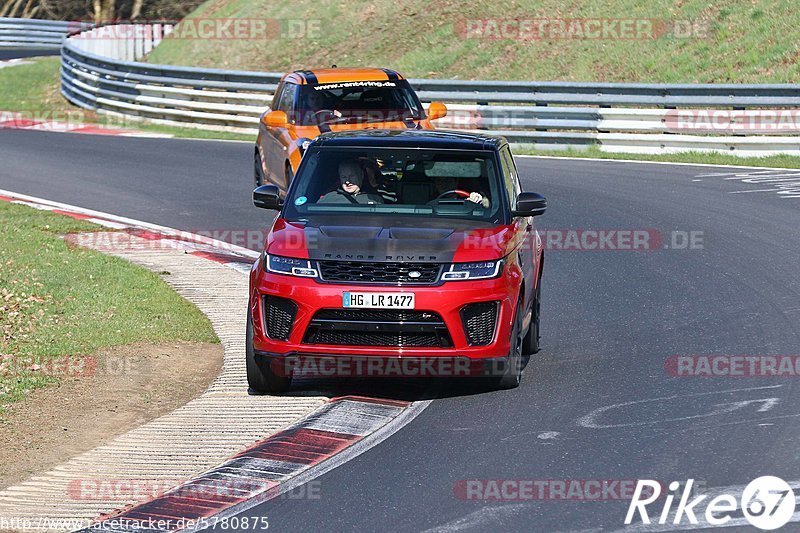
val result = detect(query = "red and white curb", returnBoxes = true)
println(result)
[0,190,430,532]
[0,59,31,69]
[0,189,258,271]
[78,396,424,533]
[0,111,174,138]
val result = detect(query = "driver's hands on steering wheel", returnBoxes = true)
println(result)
[468,192,490,208]
[322,110,342,117]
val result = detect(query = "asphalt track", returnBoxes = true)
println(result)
[2,128,800,532]
[0,48,59,60]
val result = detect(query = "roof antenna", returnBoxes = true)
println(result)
[331,64,337,68]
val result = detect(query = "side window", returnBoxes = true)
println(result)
[279,83,297,122]
[507,148,523,195]
[270,83,284,112]
[500,147,520,209]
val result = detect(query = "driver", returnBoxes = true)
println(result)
[430,176,489,208]
[319,160,385,205]
[303,90,340,125]
[305,90,327,110]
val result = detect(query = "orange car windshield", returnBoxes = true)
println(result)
[296,81,423,126]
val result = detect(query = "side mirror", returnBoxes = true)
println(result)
[262,110,287,128]
[253,185,283,210]
[512,192,547,217]
[427,102,447,121]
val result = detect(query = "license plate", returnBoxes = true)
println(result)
[343,292,415,309]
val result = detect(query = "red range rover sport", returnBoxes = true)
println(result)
[248,129,547,392]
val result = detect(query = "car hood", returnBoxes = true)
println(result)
[265,217,523,263]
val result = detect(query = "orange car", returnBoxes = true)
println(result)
[254,67,447,190]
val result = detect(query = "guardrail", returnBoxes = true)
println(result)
[36,20,800,155]
[0,17,89,50]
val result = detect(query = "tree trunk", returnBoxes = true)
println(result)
[131,0,144,19]
[93,0,115,24]
[21,0,38,17]
[0,0,25,18]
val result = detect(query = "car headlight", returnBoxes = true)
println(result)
[265,253,318,278]
[441,260,503,281]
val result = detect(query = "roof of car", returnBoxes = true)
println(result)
[284,67,405,85]
[312,129,507,151]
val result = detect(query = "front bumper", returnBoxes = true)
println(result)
[249,257,522,361]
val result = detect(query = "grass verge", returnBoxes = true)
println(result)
[148,0,800,83]
[516,146,800,169]
[0,57,254,142]
[0,201,218,416]
[0,57,70,113]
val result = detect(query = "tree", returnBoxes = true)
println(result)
[1,0,204,22]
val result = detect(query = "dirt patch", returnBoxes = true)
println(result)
[0,341,222,489]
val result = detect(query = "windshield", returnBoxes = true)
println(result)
[282,147,506,223]
[296,81,423,126]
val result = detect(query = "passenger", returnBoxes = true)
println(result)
[360,157,397,203]
[319,160,385,204]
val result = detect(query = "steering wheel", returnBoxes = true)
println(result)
[435,189,470,201]
[313,109,340,122]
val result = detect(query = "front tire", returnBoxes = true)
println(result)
[495,300,524,390]
[254,150,265,188]
[246,310,291,394]
[522,280,541,355]
[284,163,294,189]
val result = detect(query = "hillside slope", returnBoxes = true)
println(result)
[146,0,800,82]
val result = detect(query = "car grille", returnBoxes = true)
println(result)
[262,296,297,341]
[318,260,442,285]
[460,302,499,346]
[310,331,443,347]
[303,309,452,347]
